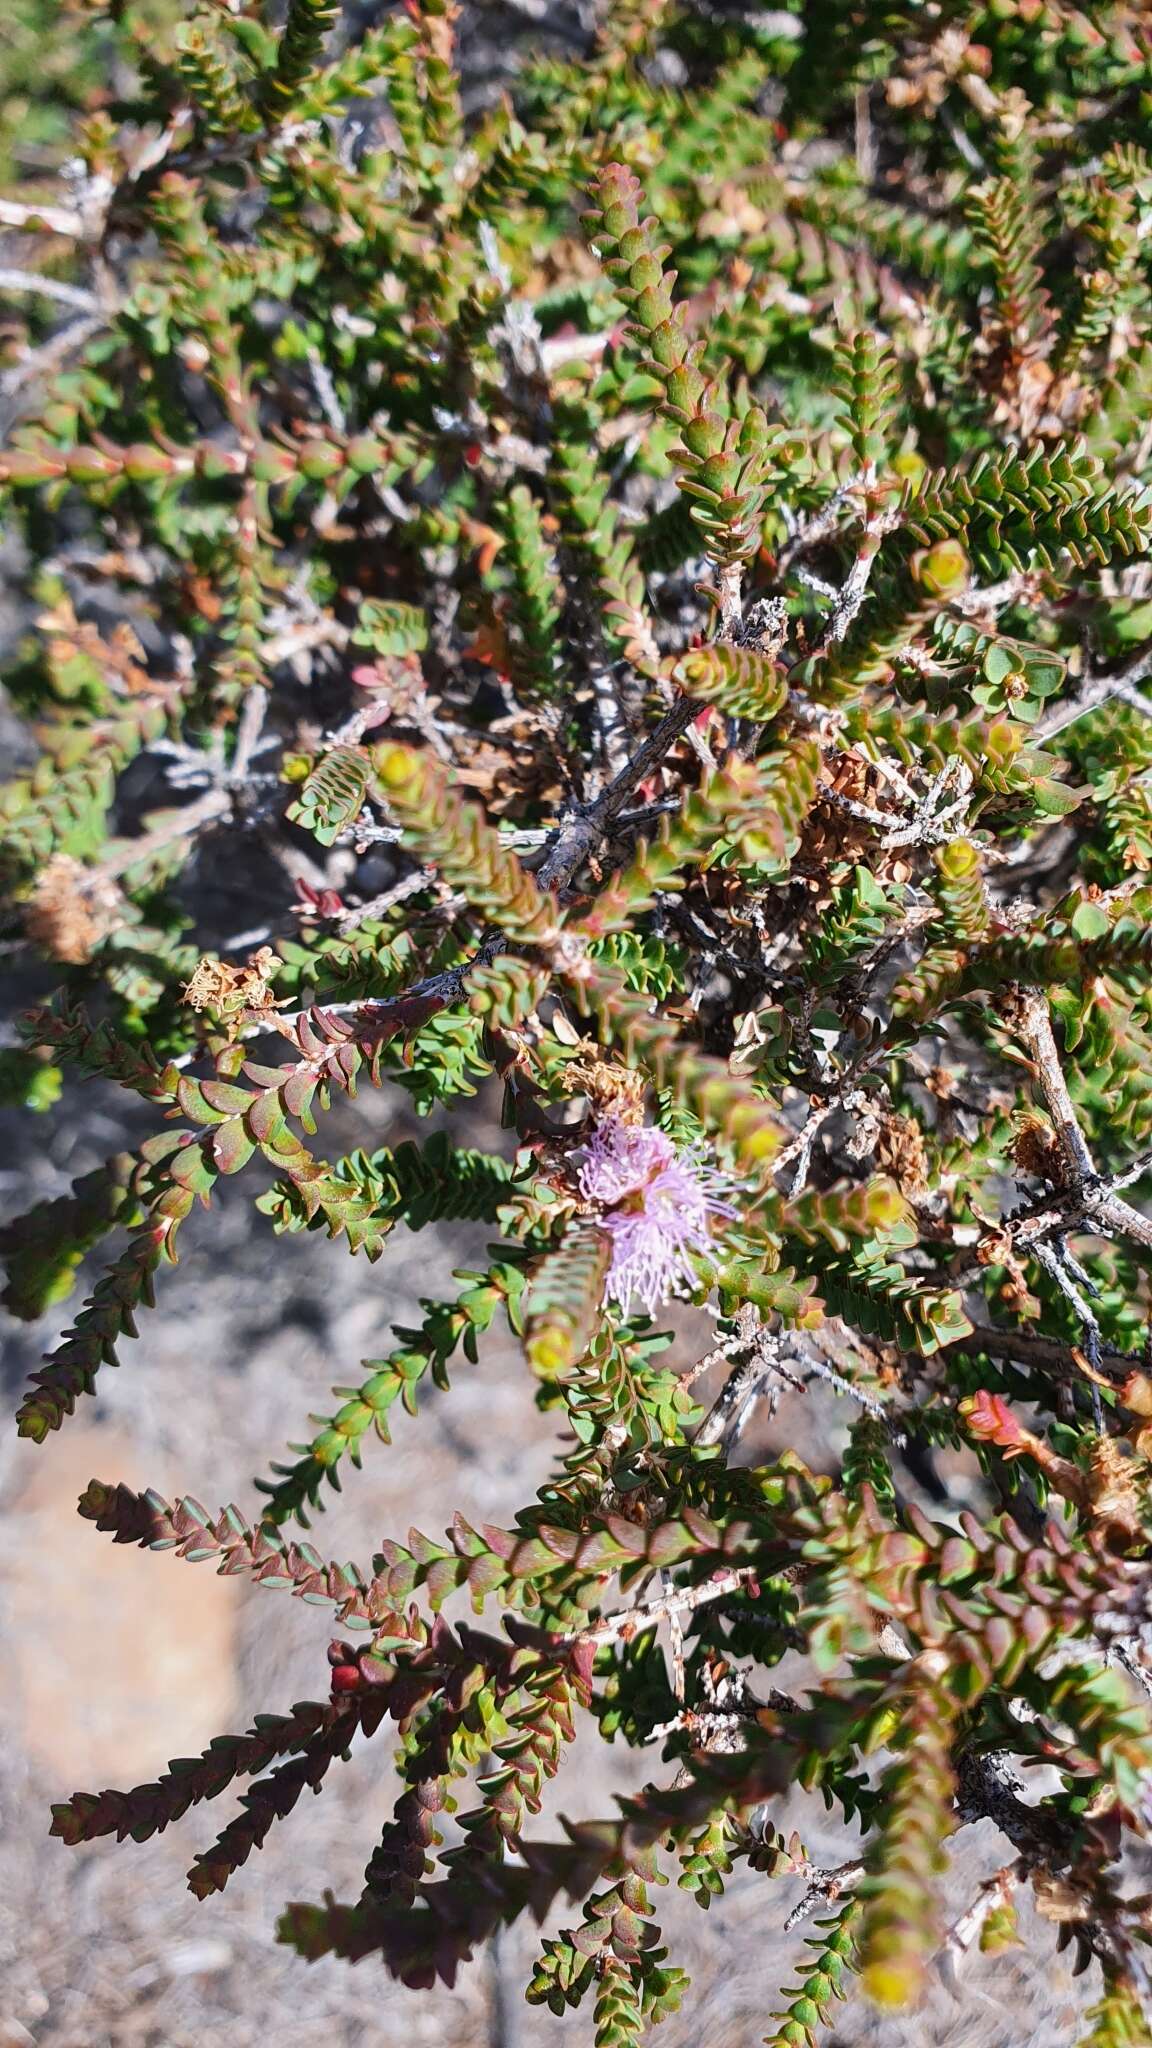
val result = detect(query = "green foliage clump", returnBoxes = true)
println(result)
[8,1,1152,2039]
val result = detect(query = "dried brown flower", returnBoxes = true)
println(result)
[181,945,283,1037]
[24,856,123,964]
[874,1110,928,1194]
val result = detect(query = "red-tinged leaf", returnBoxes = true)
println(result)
[154,1183,195,1228]
[199,1078,256,1116]
[365,993,442,1043]
[508,1536,558,1576]
[282,1069,318,1122]
[176,1076,230,1125]
[50,1804,90,1846]
[572,1920,612,1959]
[680,1508,722,1550]
[425,1557,462,1608]
[296,1014,328,1058]
[250,1560,297,1588]
[242,1060,293,1087]
[450,1511,486,1556]
[939,1588,981,1629]
[167,1140,217,1194]
[983,1614,1016,1672]
[574,1530,624,1572]
[378,1555,418,1599]
[645,1521,693,1568]
[961,1389,1024,1447]
[1021,1605,1052,1651]
[938,1536,977,1584]
[264,1129,310,1165]
[902,1502,940,1546]
[247,1089,288,1145]
[139,1129,190,1165]
[333,1043,359,1088]
[212,1118,256,1175]
[466,1553,506,1600]
[605,1515,650,1558]
[957,1509,994,1553]
[569,1637,597,1689]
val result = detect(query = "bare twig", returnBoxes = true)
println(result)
[0,196,90,237]
[665,1578,686,1706]
[937,1867,1021,1993]
[574,1564,759,1648]
[958,1324,1137,1377]
[261,616,349,667]
[0,311,105,406]
[1014,986,1096,1179]
[334,868,436,930]
[777,477,867,574]
[1036,642,1152,739]
[0,267,103,313]
[536,693,700,891]
[89,788,232,883]
[817,755,973,849]
[774,1098,838,1196]
[1004,991,1152,1254]
[695,1356,779,1450]
[987,986,1152,1417]
[784,1859,865,1931]
[230,687,270,783]
[794,490,902,654]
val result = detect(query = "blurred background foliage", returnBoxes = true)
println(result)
[0,0,181,189]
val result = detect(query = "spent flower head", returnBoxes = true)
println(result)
[577,1116,737,1317]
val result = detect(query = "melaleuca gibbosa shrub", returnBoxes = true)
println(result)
[9,0,1152,2037]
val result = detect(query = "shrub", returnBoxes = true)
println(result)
[6,1,1152,2037]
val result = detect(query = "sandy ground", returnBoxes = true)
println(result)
[0,1066,1109,2048]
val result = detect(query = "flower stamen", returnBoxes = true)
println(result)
[576,1116,736,1317]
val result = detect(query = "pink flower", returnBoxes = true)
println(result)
[577,1118,736,1317]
